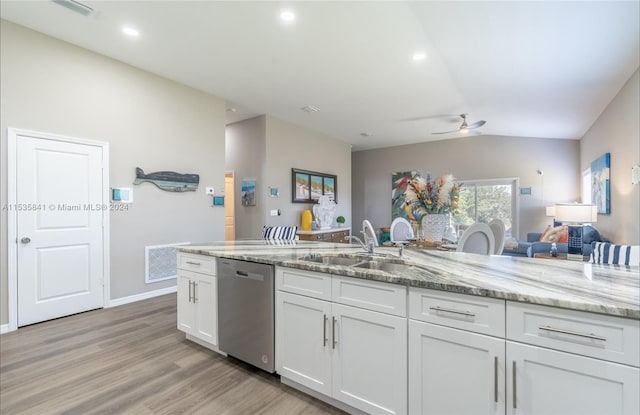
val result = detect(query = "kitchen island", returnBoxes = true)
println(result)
[177,241,639,415]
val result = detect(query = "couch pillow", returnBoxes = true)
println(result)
[540,225,568,243]
[582,225,602,244]
[538,226,552,242]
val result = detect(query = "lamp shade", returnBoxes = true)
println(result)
[554,204,598,223]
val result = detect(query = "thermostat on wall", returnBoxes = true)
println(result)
[112,187,133,203]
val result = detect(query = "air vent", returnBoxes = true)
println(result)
[145,242,189,283]
[52,0,95,17]
[300,105,320,113]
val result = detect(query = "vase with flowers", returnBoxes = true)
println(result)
[400,171,461,241]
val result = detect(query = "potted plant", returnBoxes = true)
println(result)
[336,216,346,227]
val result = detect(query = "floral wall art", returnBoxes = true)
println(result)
[391,171,461,223]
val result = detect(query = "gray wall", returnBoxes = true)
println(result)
[225,116,267,239]
[352,135,580,240]
[265,115,352,230]
[0,21,227,324]
[226,115,352,239]
[580,69,639,244]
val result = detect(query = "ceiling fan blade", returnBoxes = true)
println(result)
[400,114,462,122]
[467,120,486,129]
[432,129,461,135]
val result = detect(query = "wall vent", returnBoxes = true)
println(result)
[145,242,189,284]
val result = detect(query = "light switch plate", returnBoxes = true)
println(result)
[632,165,640,185]
[270,209,278,216]
[205,187,214,195]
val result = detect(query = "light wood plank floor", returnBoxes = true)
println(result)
[0,294,345,415]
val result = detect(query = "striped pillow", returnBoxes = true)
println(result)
[591,242,640,266]
[261,225,299,240]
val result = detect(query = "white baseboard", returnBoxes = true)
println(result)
[107,285,177,308]
[0,324,10,334]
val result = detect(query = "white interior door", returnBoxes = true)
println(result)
[225,172,235,241]
[16,135,105,326]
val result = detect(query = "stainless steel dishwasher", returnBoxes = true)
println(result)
[217,258,275,373]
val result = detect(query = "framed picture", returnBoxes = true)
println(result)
[241,179,256,206]
[292,168,337,203]
[591,153,610,214]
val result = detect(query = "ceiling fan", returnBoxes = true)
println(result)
[432,114,486,135]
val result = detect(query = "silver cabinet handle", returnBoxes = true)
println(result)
[190,281,194,303]
[332,316,337,349]
[494,356,498,403]
[188,281,192,303]
[323,314,328,347]
[21,237,31,244]
[512,361,517,409]
[186,261,201,266]
[539,325,607,342]
[193,282,198,303]
[429,306,475,317]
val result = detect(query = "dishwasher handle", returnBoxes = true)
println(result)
[234,270,265,281]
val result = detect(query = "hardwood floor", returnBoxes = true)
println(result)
[0,294,345,415]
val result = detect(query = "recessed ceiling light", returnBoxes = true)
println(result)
[226,108,237,113]
[412,51,427,61]
[122,27,140,37]
[280,10,295,22]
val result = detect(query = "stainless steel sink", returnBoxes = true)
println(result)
[353,260,414,273]
[300,255,364,267]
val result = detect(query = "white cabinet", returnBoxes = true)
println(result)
[177,253,218,349]
[276,268,407,415]
[331,302,406,414]
[408,287,506,415]
[507,341,639,415]
[409,320,505,415]
[276,291,332,396]
[506,302,640,415]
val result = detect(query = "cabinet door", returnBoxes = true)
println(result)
[276,291,332,396]
[409,320,505,415]
[507,341,640,415]
[194,274,217,345]
[332,303,407,415]
[177,272,195,334]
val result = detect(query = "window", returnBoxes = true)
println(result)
[452,178,518,238]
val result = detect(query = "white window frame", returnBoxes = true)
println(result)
[455,177,519,238]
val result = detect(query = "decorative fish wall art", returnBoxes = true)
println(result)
[133,167,199,192]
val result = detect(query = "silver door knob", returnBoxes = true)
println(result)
[21,237,31,244]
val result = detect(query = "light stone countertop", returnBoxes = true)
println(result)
[178,240,640,320]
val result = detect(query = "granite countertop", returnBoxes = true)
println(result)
[178,241,640,320]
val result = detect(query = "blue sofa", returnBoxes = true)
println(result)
[502,225,605,257]
[523,225,605,258]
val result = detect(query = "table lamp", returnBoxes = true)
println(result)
[554,203,598,261]
[545,206,556,226]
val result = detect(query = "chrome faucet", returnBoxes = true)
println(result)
[346,235,375,255]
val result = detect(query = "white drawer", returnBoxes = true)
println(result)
[507,302,640,367]
[332,276,406,317]
[276,267,332,301]
[409,288,505,337]
[177,253,216,275]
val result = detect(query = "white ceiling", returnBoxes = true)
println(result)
[1,1,639,151]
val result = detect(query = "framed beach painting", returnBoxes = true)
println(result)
[241,179,256,206]
[292,168,337,203]
[590,153,610,214]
